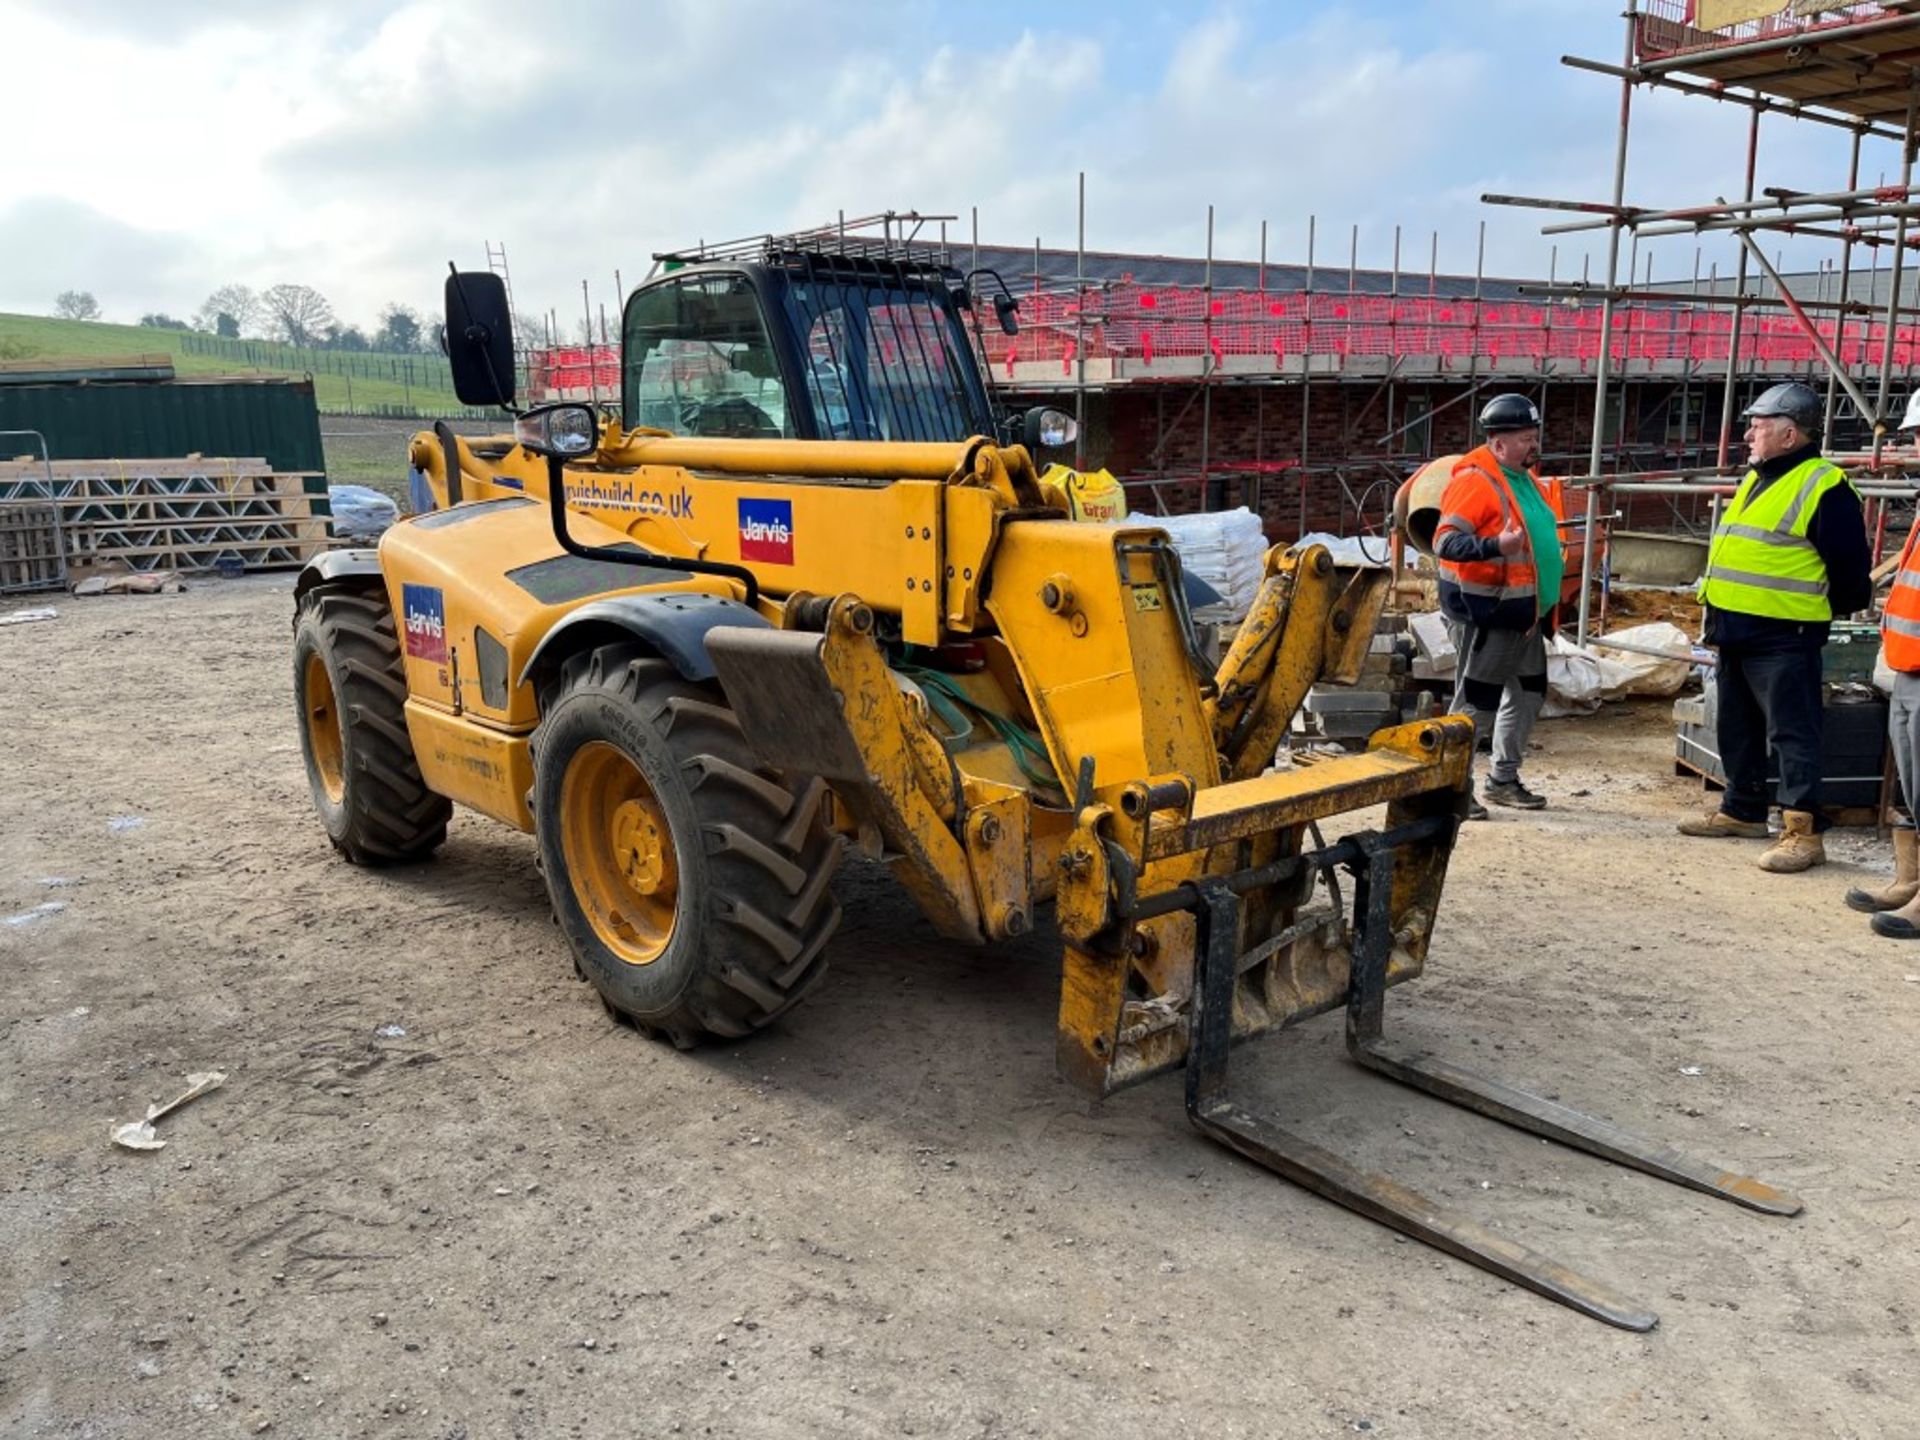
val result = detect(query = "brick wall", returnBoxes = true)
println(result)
[1023,377,1745,541]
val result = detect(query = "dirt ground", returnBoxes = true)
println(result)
[3,578,1916,1440]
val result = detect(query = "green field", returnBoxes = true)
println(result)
[319,416,504,505]
[0,312,496,418]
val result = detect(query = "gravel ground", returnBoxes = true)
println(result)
[3,578,1916,1439]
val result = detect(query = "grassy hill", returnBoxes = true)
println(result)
[0,312,496,418]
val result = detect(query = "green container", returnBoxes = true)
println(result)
[0,374,329,517]
[0,375,324,472]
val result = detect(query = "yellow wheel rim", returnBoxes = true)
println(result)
[304,651,346,805]
[560,740,679,966]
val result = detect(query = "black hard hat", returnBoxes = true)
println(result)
[1742,381,1822,435]
[1479,393,1541,434]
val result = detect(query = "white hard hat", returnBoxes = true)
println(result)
[1902,392,1920,431]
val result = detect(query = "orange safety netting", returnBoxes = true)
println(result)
[980,284,1919,378]
[528,284,1919,393]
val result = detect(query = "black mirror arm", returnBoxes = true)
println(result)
[544,455,760,608]
[963,268,1021,337]
[960,269,1014,435]
[434,421,465,506]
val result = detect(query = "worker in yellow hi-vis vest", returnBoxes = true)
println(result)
[1678,383,1871,873]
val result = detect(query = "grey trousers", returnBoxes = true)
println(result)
[1891,670,1920,830]
[1447,620,1548,788]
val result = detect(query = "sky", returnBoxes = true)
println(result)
[0,0,1898,334]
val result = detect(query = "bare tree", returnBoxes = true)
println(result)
[260,283,335,347]
[514,311,551,349]
[53,290,101,321]
[193,284,259,336]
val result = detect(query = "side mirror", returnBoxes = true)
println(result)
[443,269,516,408]
[1021,406,1078,451]
[993,293,1020,337]
[514,403,597,459]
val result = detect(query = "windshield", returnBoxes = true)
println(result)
[623,274,793,438]
[779,275,985,443]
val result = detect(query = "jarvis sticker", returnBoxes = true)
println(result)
[738,497,795,564]
[401,583,448,663]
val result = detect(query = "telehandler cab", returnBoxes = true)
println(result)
[293,223,1799,1328]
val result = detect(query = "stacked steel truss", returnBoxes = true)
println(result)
[0,457,328,574]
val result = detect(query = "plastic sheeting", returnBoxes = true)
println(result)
[1546,622,1699,717]
[1403,612,1699,717]
[1293,530,1392,569]
[327,485,399,543]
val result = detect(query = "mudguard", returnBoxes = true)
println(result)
[518,591,771,690]
[292,548,383,606]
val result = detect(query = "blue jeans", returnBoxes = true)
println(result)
[1716,641,1826,827]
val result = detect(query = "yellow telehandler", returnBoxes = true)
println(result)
[292,224,1798,1329]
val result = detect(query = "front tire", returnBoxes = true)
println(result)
[293,588,450,864]
[532,642,842,1046]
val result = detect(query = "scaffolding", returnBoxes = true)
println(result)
[527,207,1888,520]
[520,8,1920,622]
[1489,0,1920,639]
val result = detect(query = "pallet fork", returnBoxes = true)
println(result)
[1167,819,1803,1331]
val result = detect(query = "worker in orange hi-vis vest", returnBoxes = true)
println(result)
[1432,394,1566,821]
[1858,392,1920,937]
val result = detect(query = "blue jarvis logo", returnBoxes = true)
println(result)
[738,498,795,564]
[401,583,447,663]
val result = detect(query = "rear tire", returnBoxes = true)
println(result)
[532,642,842,1046]
[293,588,450,864]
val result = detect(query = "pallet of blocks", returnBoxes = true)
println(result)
[0,457,329,574]
[1292,613,1432,747]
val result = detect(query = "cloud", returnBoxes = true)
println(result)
[0,0,1895,330]
[0,197,198,320]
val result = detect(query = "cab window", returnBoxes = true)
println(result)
[784,278,980,442]
[623,275,792,438]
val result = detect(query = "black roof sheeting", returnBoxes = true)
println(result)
[960,243,1540,301]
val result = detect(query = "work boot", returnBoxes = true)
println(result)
[1870,886,1920,938]
[1758,810,1826,873]
[1846,827,1920,913]
[1483,778,1546,810]
[1464,796,1489,822]
[1677,808,1770,838]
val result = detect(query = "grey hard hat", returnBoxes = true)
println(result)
[1742,382,1822,435]
[1478,393,1541,434]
